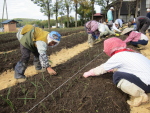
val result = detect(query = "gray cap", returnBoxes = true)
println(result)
[129,17,134,22]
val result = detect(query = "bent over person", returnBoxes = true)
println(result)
[85,20,100,47]
[129,16,150,34]
[83,37,150,107]
[121,28,149,49]
[15,25,61,80]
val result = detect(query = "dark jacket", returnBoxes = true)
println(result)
[135,16,150,31]
[146,12,150,19]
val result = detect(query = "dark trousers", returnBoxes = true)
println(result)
[14,44,41,79]
[113,71,150,93]
[130,40,148,46]
[20,44,39,63]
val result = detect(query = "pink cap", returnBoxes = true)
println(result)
[103,37,126,56]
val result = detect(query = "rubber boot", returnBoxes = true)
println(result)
[88,34,94,47]
[117,79,149,107]
[14,61,27,79]
[33,57,45,73]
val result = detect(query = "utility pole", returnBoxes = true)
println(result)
[1,0,8,27]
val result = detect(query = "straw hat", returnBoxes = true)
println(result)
[121,28,134,35]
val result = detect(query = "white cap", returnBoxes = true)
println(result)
[147,9,150,12]
[110,7,114,10]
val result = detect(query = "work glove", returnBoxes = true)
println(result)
[115,33,120,36]
[83,69,95,78]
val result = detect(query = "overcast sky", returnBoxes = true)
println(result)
[0,0,101,20]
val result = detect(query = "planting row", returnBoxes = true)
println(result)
[0,39,131,113]
[0,27,85,44]
[0,32,88,73]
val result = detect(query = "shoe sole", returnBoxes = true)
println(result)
[16,78,26,83]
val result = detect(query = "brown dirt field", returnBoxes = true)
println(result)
[0,30,150,113]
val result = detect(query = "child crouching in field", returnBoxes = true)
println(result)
[121,28,149,49]
[83,37,150,107]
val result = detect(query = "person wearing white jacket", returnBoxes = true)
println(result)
[83,37,150,107]
[111,19,123,32]
[98,22,116,38]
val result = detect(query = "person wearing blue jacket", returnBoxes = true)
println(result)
[107,7,114,22]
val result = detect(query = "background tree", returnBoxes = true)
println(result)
[63,0,73,27]
[73,0,79,27]
[117,0,123,19]
[135,0,141,17]
[31,0,53,29]
[78,0,93,23]
[53,0,64,28]
[91,0,95,20]
[126,0,136,19]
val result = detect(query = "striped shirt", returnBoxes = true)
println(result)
[94,51,150,85]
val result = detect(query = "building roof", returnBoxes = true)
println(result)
[1,20,18,24]
[93,13,103,16]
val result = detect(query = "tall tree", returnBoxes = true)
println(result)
[53,0,61,28]
[73,0,79,27]
[31,0,53,29]
[117,0,123,19]
[135,0,141,17]
[91,0,95,20]
[63,0,73,27]
[78,0,93,22]
[125,0,136,19]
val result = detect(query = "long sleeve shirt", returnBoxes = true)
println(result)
[124,31,141,43]
[107,10,113,22]
[124,31,148,43]
[35,41,50,68]
[85,20,99,33]
[93,51,150,85]
[17,25,50,68]
[135,16,150,31]
[111,23,121,32]
[114,19,123,27]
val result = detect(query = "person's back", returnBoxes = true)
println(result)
[114,19,123,28]
[85,20,99,33]
[146,9,150,19]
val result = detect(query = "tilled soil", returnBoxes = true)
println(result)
[0,32,139,113]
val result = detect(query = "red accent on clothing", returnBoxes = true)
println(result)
[111,48,134,56]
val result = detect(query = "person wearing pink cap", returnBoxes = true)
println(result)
[14,25,61,80]
[83,37,150,107]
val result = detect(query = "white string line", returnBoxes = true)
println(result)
[27,51,104,113]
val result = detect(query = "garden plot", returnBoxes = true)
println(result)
[0,29,141,113]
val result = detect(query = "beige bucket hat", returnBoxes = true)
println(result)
[121,28,134,35]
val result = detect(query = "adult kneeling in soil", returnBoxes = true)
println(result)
[85,20,116,47]
[128,16,150,34]
[83,37,150,107]
[121,28,149,49]
[15,25,61,79]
